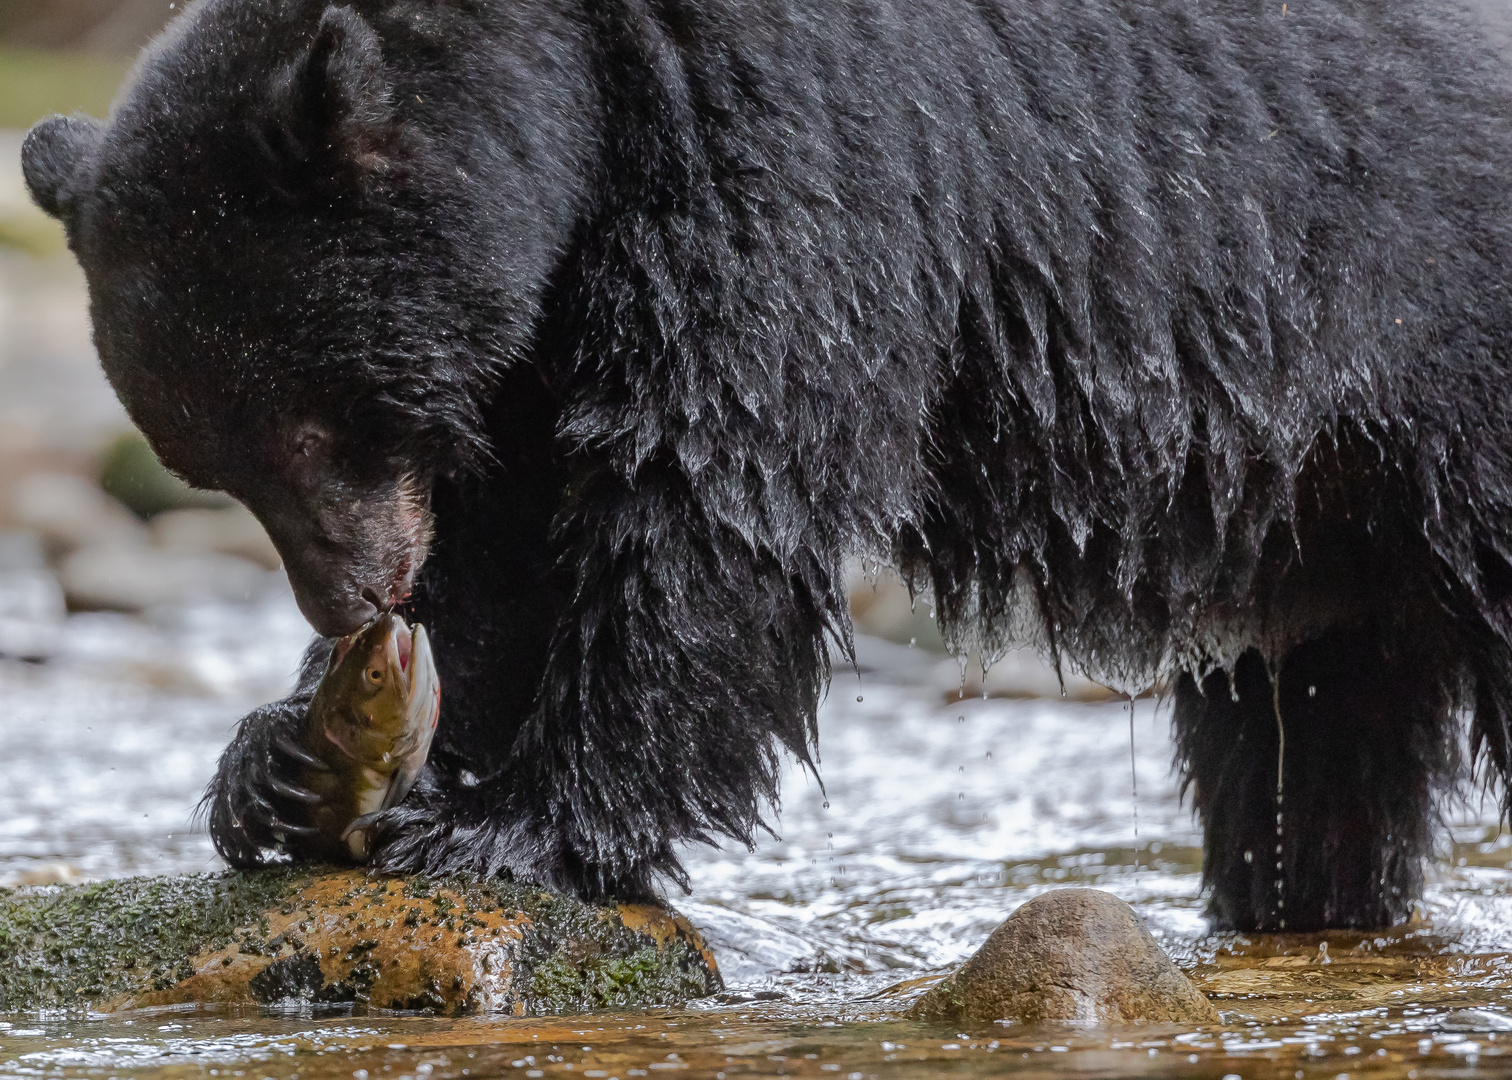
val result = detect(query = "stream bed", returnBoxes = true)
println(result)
[4,594,1512,1077]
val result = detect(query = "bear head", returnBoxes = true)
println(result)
[20,0,571,637]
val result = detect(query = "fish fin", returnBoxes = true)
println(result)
[377,744,429,813]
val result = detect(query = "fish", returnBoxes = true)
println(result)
[289,613,441,861]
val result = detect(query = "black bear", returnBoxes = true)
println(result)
[23,0,1512,930]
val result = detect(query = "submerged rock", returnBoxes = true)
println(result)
[909,888,1219,1025]
[0,869,720,1015]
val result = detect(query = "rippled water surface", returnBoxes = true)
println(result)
[6,596,1512,1077]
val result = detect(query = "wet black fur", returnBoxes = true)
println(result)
[1175,637,1457,931]
[25,0,1512,922]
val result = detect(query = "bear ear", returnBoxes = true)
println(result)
[257,5,399,198]
[21,116,101,220]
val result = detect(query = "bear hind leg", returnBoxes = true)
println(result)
[1175,630,1455,931]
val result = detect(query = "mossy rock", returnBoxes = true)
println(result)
[98,431,233,520]
[0,869,720,1015]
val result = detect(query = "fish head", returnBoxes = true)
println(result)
[317,613,427,757]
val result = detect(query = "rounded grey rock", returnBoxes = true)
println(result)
[909,888,1220,1026]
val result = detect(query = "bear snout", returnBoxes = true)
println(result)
[251,483,434,639]
[282,550,383,639]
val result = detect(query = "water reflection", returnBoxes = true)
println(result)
[6,1002,1512,1079]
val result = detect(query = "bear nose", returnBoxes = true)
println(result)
[362,584,394,611]
[296,588,379,639]
[268,537,379,636]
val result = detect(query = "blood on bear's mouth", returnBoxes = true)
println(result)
[360,553,418,613]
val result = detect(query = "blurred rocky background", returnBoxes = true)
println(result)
[1,1,286,640]
[0,4,309,892]
[0,134,285,663]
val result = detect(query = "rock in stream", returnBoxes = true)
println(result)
[0,869,720,1014]
[909,888,1219,1025]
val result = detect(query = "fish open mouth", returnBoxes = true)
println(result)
[394,620,413,675]
[328,617,376,669]
[326,612,404,673]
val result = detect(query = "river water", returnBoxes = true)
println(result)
[4,593,1512,1078]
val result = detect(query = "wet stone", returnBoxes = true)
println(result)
[908,888,1220,1026]
[7,471,145,556]
[58,543,273,610]
[150,505,282,570]
[0,869,720,1015]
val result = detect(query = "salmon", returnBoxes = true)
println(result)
[292,613,440,860]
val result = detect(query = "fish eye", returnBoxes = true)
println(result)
[366,667,384,685]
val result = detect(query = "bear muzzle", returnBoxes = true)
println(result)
[252,480,434,639]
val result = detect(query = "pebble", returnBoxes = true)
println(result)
[0,862,85,888]
[1435,1009,1512,1032]
[0,529,46,571]
[0,567,65,658]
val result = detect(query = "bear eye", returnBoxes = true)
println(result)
[292,425,331,460]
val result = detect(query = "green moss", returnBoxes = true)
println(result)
[98,431,233,519]
[0,212,65,257]
[383,874,718,1011]
[0,47,131,129]
[0,871,717,1015]
[0,869,311,1011]
[512,889,719,1013]
[527,942,710,1012]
